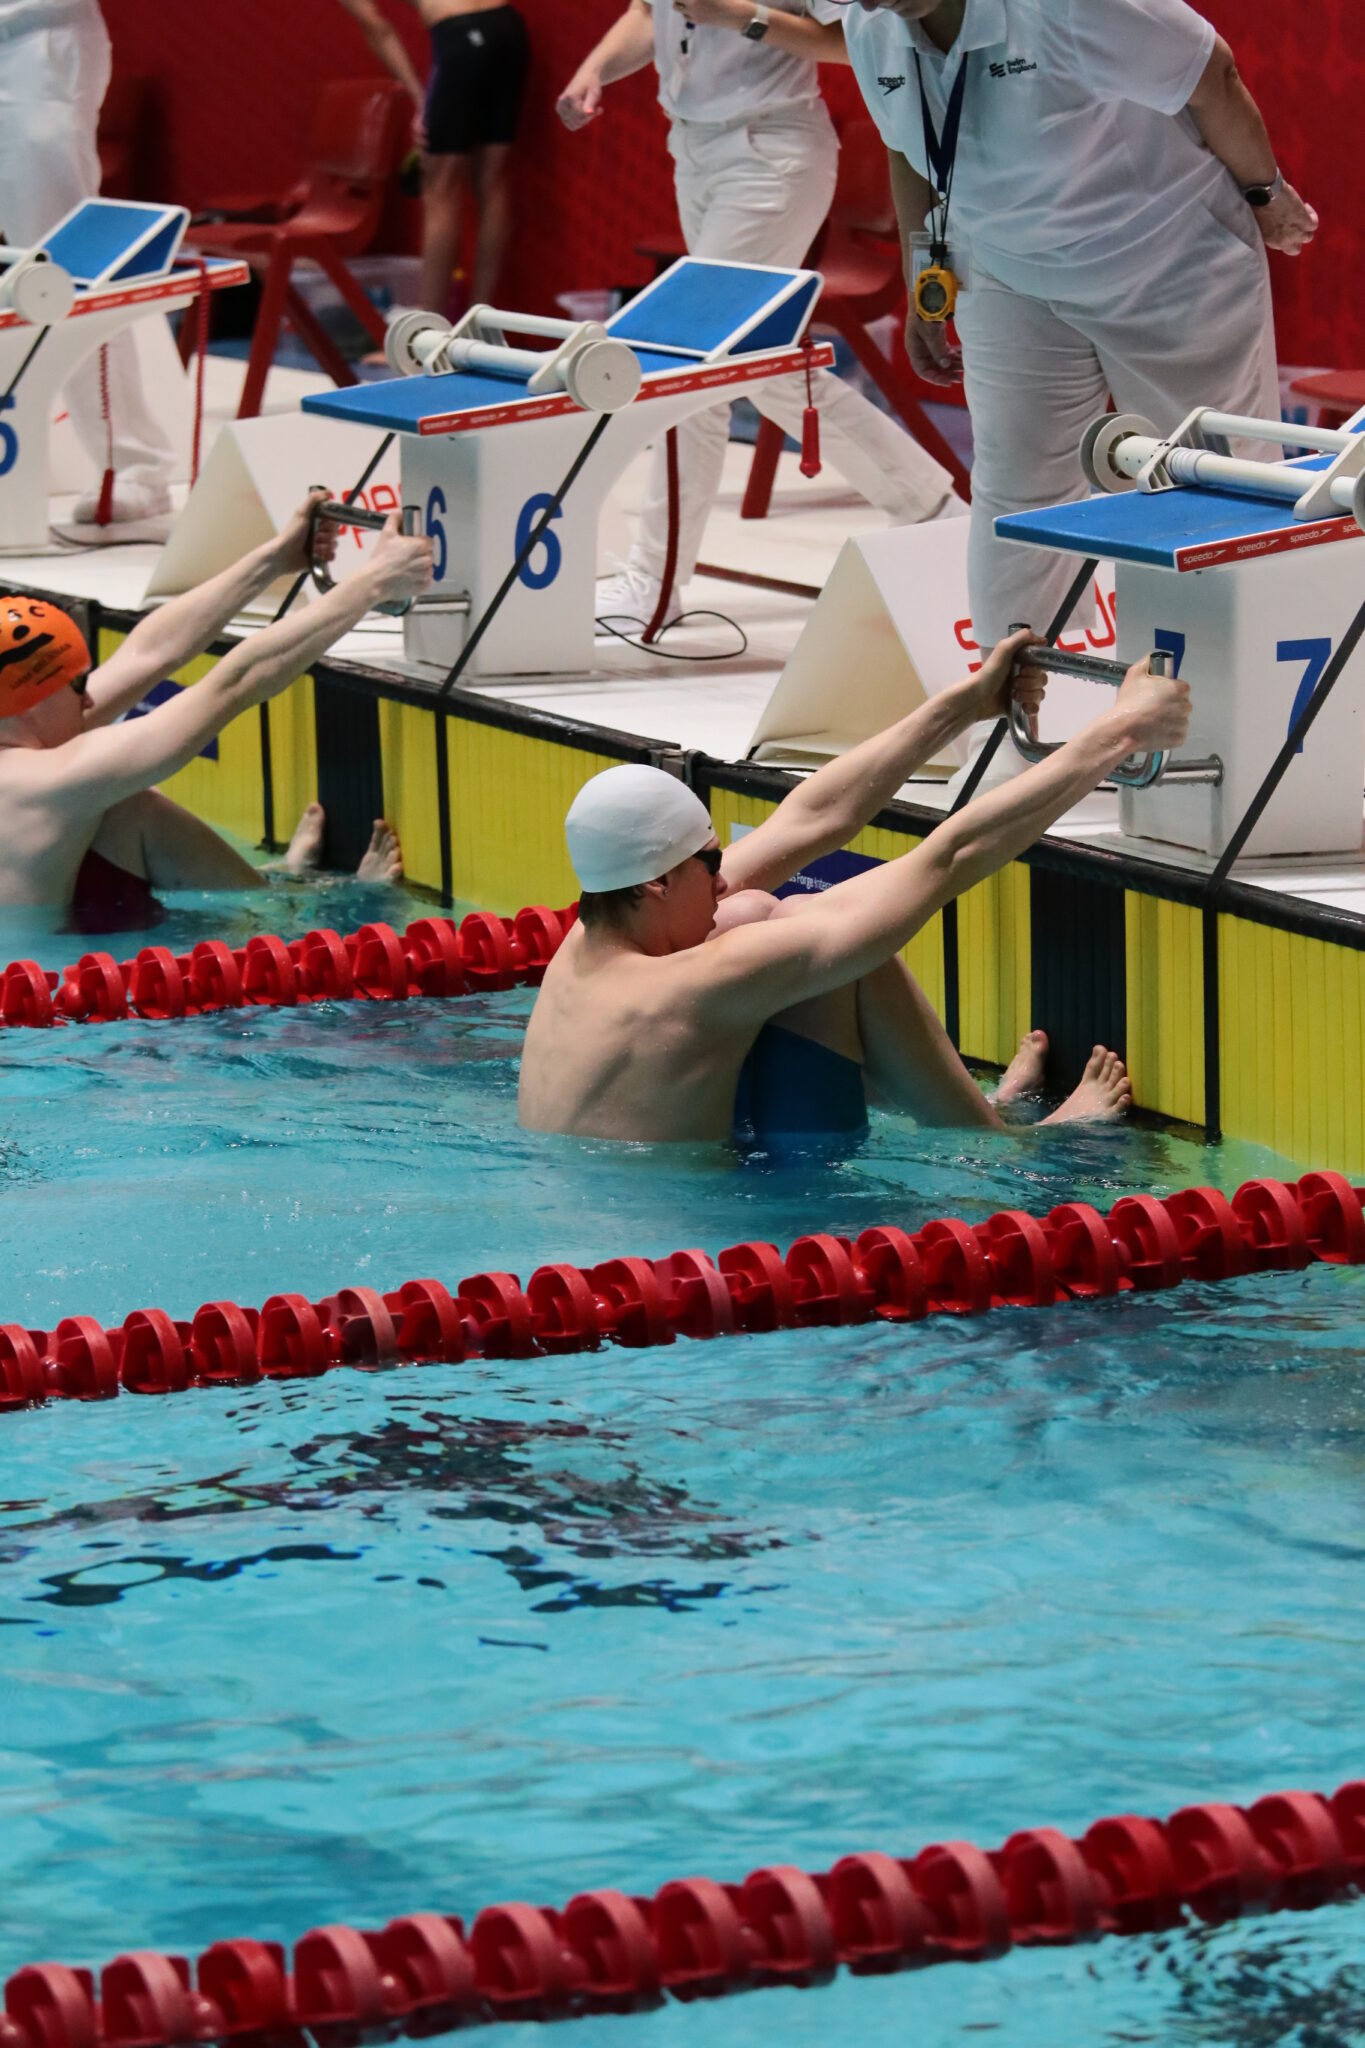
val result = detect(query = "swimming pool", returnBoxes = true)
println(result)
[2,883,1363,2047]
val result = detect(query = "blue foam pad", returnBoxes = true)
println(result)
[120,215,186,279]
[303,371,533,431]
[41,202,175,284]
[302,340,817,434]
[736,276,820,356]
[609,262,803,356]
[997,476,1353,570]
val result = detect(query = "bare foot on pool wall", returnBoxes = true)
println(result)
[1041,1046,1133,1126]
[996,1028,1050,1105]
[278,801,326,875]
[357,818,404,884]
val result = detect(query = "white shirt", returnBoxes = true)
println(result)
[643,0,844,128]
[0,0,98,34]
[846,0,1231,302]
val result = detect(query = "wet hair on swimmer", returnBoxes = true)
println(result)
[0,597,91,717]
[576,884,647,932]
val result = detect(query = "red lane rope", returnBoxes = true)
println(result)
[1,1779,1361,2041]
[0,905,576,1031]
[3,1171,1363,1413]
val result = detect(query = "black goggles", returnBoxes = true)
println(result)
[69,674,89,698]
[692,844,723,876]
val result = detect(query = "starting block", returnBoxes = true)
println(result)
[0,200,247,551]
[998,405,1365,860]
[299,258,831,678]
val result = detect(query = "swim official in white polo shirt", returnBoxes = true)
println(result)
[559,0,965,631]
[845,0,1319,650]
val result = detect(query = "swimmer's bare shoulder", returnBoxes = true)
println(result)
[518,916,814,1139]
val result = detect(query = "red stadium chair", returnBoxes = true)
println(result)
[1290,370,1365,428]
[185,78,411,418]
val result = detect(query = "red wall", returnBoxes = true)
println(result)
[103,0,1363,364]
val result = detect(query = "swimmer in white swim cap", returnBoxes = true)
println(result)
[520,634,1191,1145]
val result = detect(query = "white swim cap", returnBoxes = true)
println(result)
[565,764,715,893]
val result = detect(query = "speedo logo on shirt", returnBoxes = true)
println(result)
[877,73,905,93]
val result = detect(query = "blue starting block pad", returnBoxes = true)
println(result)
[998,454,1362,575]
[301,257,823,437]
[606,258,820,359]
[39,199,190,288]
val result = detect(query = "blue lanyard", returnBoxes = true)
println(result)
[915,50,970,257]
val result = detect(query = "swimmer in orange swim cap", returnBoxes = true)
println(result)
[0,495,434,927]
[0,597,92,716]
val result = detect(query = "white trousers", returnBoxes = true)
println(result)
[956,209,1281,648]
[0,4,174,491]
[629,105,954,593]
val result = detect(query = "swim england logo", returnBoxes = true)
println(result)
[877,72,906,94]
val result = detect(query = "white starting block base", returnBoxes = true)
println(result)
[1116,547,1365,859]
[296,259,831,680]
[0,212,246,552]
[1000,431,1365,862]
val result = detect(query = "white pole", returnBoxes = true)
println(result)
[1196,410,1359,456]
[1110,435,1359,516]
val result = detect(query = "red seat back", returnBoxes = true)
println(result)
[301,77,411,231]
[811,115,903,302]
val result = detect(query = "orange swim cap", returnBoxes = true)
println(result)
[0,597,91,718]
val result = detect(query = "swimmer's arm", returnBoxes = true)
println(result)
[722,629,1041,893]
[558,0,654,125]
[82,495,333,729]
[697,704,1150,1025]
[335,0,426,111]
[28,560,410,812]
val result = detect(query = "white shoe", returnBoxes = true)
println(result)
[71,477,173,525]
[595,563,682,632]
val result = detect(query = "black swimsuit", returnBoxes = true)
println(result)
[424,6,530,154]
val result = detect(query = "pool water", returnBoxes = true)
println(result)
[2,885,1364,2048]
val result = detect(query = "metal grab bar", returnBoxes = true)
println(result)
[307,496,423,617]
[1006,636,1223,790]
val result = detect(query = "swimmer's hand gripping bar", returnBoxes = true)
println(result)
[1007,637,1223,790]
[304,497,467,623]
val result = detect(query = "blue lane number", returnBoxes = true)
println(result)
[425,485,447,583]
[1277,638,1333,753]
[0,397,17,479]
[515,493,562,591]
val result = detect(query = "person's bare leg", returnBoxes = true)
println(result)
[419,154,470,314]
[356,819,403,883]
[91,789,264,890]
[715,893,1127,1128]
[856,953,1005,1129]
[470,144,514,305]
[1041,1046,1132,1125]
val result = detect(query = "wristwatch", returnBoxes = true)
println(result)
[1242,169,1284,208]
[743,4,771,40]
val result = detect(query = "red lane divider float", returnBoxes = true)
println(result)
[1,1779,1360,2042]
[3,1172,1364,1414]
[0,906,578,1030]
